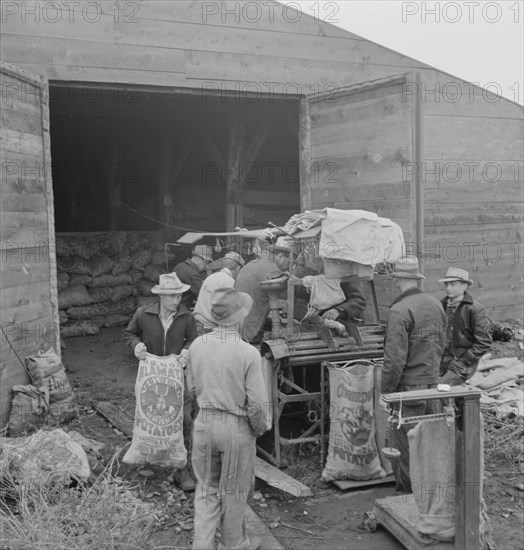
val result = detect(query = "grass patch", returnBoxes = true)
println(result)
[0,453,159,550]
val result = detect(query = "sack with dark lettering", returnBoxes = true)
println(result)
[123,352,187,468]
[322,361,386,481]
[26,348,78,423]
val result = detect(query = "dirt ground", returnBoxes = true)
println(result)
[61,327,524,549]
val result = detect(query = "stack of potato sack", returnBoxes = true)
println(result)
[56,231,172,338]
[8,348,77,435]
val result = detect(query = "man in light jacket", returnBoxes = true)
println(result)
[193,251,245,333]
[187,288,271,550]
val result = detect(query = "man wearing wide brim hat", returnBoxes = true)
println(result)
[438,267,491,386]
[123,273,198,491]
[187,288,271,549]
[193,252,245,333]
[381,256,446,494]
[173,244,214,309]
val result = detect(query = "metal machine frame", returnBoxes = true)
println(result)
[259,270,385,467]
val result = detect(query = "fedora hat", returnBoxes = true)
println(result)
[151,273,190,295]
[438,267,473,286]
[211,288,253,326]
[391,256,425,280]
[208,251,245,271]
[192,244,213,262]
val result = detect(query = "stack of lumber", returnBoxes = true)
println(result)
[56,231,172,337]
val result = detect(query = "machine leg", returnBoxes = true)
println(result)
[272,361,282,467]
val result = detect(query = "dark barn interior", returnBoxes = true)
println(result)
[49,82,301,237]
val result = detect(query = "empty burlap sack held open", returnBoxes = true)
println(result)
[123,352,187,469]
[322,361,386,481]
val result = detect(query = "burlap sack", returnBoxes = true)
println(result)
[408,420,455,541]
[58,285,92,309]
[57,272,70,292]
[60,322,99,338]
[322,361,386,482]
[25,349,78,422]
[8,385,49,436]
[89,255,116,277]
[123,352,187,468]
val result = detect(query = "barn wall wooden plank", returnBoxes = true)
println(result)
[1,193,47,213]
[423,94,523,119]
[0,159,48,194]
[0,278,54,312]
[1,103,43,136]
[1,10,115,43]
[1,128,43,156]
[1,212,50,244]
[10,63,192,88]
[312,181,412,202]
[310,156,410,189]
[185,50,418,87]
[420,162,522,188]
[423,222,521,240]
[114,18,426,67]
[423,116,523,160]
[0,262,51,290]
[1,35,186,74]
[128,0,328,36]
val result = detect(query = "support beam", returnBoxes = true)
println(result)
[201,132,225,183]
[225,120,245,231]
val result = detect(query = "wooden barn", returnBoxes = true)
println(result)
[1,0,523,428]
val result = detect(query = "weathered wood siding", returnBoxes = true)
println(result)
[418,71,524,319]
[304,76,416,241]
[0,62,59,429]
[0,0,427,89]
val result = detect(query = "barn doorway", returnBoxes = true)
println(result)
[49,82,301,238]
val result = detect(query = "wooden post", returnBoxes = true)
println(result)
[299,97,311,211]
[413,71,425,289]
[455,395,481,550]
[109,144,120,232]
[159,131,175,235]
[225,120,245,231]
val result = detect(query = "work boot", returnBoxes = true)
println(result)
[172,465,196,492]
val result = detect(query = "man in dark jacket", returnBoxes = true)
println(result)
[173,244,213,309]
[438,267,492,385]
[235,241,291,343]
[123,273,198,490]
[320,279,366,322]
[381,256,446,493]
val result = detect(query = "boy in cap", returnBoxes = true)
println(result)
[174,244,214,309]
[439,267,492,385]
[193,251,245,333]
[123,273,198,491]
[381,256,446,493]
[187,288,271,550]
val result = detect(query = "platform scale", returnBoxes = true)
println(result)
[373,386,483,550]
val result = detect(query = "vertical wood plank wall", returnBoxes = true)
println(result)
[0,63,59,429]
[419,71,523,319]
